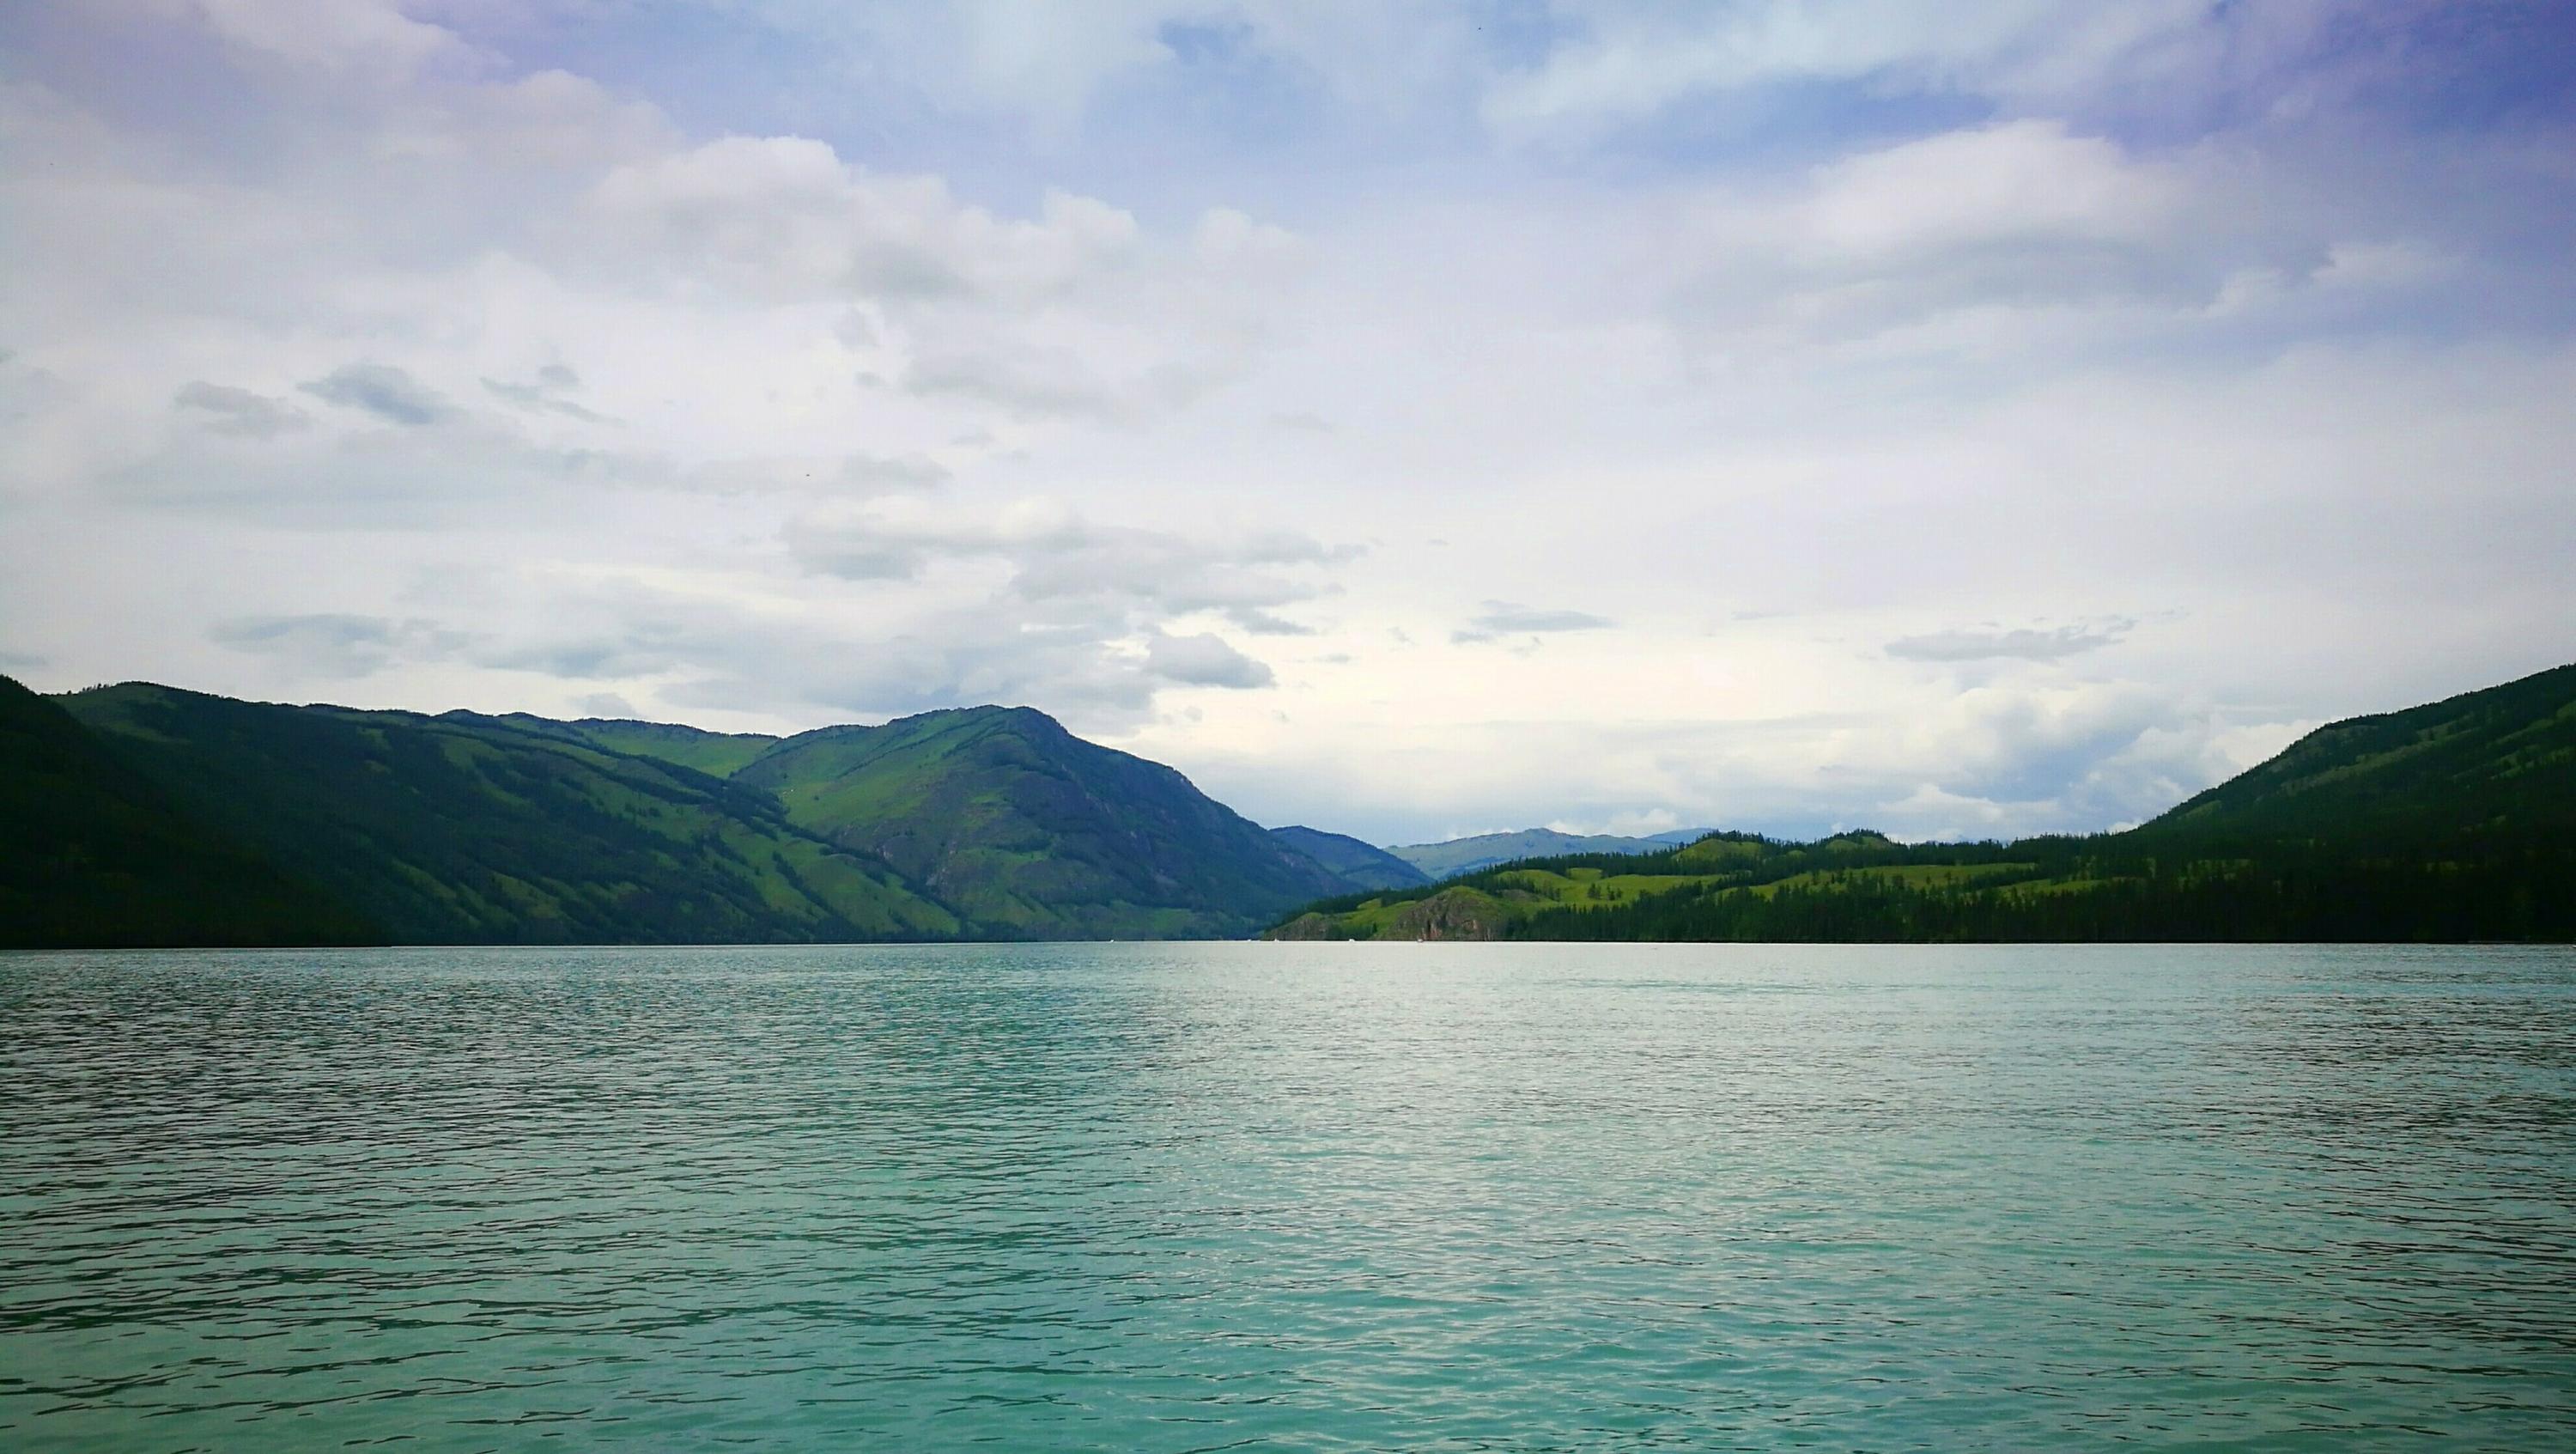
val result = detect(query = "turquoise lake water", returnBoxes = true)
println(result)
[3,942,2572,1451]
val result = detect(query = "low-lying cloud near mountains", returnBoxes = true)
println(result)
[1453,602,1618,645]
[1886,620,2135,664]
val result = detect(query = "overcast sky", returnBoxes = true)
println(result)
[3,2,2572,845]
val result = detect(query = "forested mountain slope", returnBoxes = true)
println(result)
[2142,663,2575,844]
[57,684,959,944]
[15,687,1366,946]
[2,675,380,948]
[1270,825,1431,891]
[735,706,1346,939]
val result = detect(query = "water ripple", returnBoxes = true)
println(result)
[3,941,2573,1451]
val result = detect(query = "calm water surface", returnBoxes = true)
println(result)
[3,942,2573,1451]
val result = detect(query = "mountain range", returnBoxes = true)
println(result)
[5,679,1359,946]
[6,660,2572,947]
[1273,662,2576,945]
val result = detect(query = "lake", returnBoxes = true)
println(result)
[3,942,2573,1451]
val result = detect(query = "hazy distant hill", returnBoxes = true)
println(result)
[1274,665,2576,944]
[1269,825,1431,891]
[1390,827,1715,879]
[2,675,380,948]
[57,684,959,945]
[732,706,1347,940]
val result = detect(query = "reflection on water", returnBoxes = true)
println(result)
[3,942,2572,1451]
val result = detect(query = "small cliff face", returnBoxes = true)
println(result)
[1267,911,1340,941]
[1383,887,1512,941]
[1264,885,1530,940]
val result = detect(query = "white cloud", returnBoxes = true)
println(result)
[2,0,2569,845]
[301,362,459,426]
[570,137,1303,420]
[569,690,642,718]
[693,1,1481,138]
[210,612,468,678]
[1477,1,2354,142]
[483,363,608,422]
[1642,119,2324,363]
[1452,601,1616,645]
[169,0,475,80]
[1546,806,1681,837]
[1887,619,2132,663]
[174,381,309,438]
[787,496,1352,642]
[1147,630,1273,689]
[1800,120,2178,259]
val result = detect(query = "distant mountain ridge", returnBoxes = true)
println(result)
[1268,826,1431,891]
[1389,827,1718,879]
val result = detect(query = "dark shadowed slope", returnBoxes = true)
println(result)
[1269,825,1431,891]
[2139,661,2576,845]
[735,706,1346,940]
[58,684,959,945]
[2,675,380,947]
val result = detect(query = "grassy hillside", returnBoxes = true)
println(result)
[1390,827,1708,878]
[1269,825,1431,891]
[24,660,2567,948]
[1,675,382,948]
[736,706,1346,939]
[1273,664,2576,944]
[58,684,960,945]
[438,712,781,778]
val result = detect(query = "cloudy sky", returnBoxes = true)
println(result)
[3,2,2571,845]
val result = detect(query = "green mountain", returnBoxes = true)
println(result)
[732,706,1346,939]
[2139,663,2576,844]
[1,675,380,948]
[1390,827,1704,879]
[1274,665,2576,944]
[21,661,2568,948]
[445,712,782,780]
[467,704,1358,937]
[1269,825,1431,891]
[11,686,1360,946]
[55,684,959,945]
